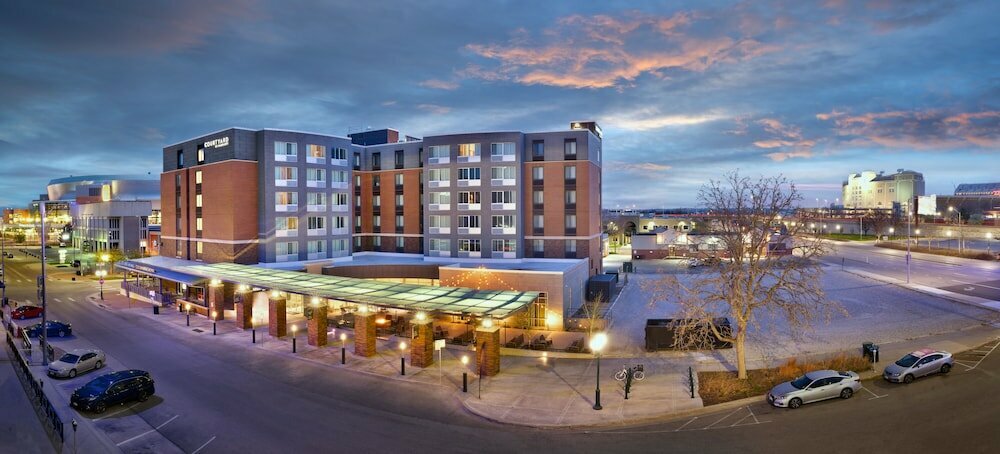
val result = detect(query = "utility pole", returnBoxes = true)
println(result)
[40,202,49,366]
[905,207,911,284]
[2,223,7,307]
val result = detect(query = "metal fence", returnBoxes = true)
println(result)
[3,324,65,445]
[121,280,175,305]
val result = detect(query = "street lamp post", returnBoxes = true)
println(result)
[988,232,994,255]
[340,332,347,364]
[291,324,297,353]
[589,332,608,410]
[212,311,217,336]
[461,355,469,393]
[185,303,191,326]
[95,270,107,300]
[948,207,963,253]
[399,341,407,376]
[2,223,7,308]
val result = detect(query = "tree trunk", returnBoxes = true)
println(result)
[735,326,748,379]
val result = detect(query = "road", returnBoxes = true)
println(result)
[823,241,1000,302]
[2,251,999,453]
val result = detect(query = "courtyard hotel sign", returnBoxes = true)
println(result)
[204,137,230,148]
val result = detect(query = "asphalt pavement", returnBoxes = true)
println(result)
[1,251,999,453]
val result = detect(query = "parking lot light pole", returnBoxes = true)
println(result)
[589,332,608,410]
[39,202,49,366]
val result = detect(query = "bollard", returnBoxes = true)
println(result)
[213,321,217,336]
[462,372,468,392]
[401,357,406,376]
[341,347,346,364]
[252,328,256,344]
[689,366,695,398]
[292,337,297,353]
[186,313,190,326]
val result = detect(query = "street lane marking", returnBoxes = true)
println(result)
[674,417,697,431]
[54,298,62,303]
[68,297,76,302]
[703,407,743,429]
[951,280,1000,291]
[191,435,217,454]
[860,386,887,400]
[94,403,139,421]
[114,414,179,446]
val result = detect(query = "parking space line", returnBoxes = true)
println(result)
[674,417,697,431]
[860,386,888,400]
[191,435,217,454]
[114,414,179,446]
[956,338,1000,371]
[68,297,76,302]
[703,407,743,429]
[94,403,139,421]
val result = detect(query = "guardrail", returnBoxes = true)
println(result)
[3,319,65,447]
[121,281,175,305]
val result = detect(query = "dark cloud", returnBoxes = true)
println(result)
[0,0,997,209]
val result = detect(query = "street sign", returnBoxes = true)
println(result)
[434,339,446,351]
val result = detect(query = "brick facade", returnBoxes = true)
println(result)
[268,295,287,337]
[410,319,434,368]
[475,325,501,376]
[354,312,377,357]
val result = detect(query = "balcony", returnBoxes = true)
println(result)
[331,227,349,235]
[331,158,348,167]
[307,227,327,237]
[429,227,451,234]
[331,204,349,212]
[457,203,481,211]
[428,203,450,211]
[428,156,450,165]
[457,179,481,187]
[490,178,516,186]
[276,253,299,262]
[306,180,326,188]
[458,251,481,258]
[306,156,324,164]
[307,251,327,260]
[495,251,517,259]
[430,250,451,257]
[307,204,326,212]
[490,202,515,210]
[276,229,298,238]
[457,155,481,163]
[457,227,481,235]
[276,204,297,213]
[275,179,298,187]
[491,227,516,235]
[330,181,348,190]
[428,180,450,188]
[491,154,516,162]
[275,154,297,162]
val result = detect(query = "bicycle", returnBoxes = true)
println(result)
[614,364,645,381]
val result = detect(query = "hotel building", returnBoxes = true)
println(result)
[842,169,924,212]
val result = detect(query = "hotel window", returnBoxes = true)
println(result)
[492,239,516,253]
[373,215,381,227]
[533,214,544,229]
[395,215,404,228]
[335,193,348,206]
[532,166,544,181]
[353,152,361,168]
[533,190,544,206]
[532,239,544,253]
[354,237,361,248]
[429,168,450,182]
[564,139,577,158]
[564,165,576,181]
[276,192,297,205]
[566,240,577,254]
[331,170,348,183]
[275,167,297,181]
[394,173,404,186]
[429,145,450,159]
[491,166,516,180]
[195,194,203,208]
[334,216,347,228]
[395,150,405,168]
[275,142,298,158]
[492,215,516,228]
[395,194,404,206]
[372,195,381,207]
[354,195,361,207]
[458,215,480,228]
[373,236,382,247]
[565,190,576,206]
[308,144,326,159]
[565,214,577,230]
[430,238,450,252]
[307,168,326,183]
[196,241,203,259]
[458,191,481,204]
[306,192,325,206]
[395,236,405,249]
[429,192,450,204]
[308,240,325,254]
[371,152,381,169]
[355,215,361,227]
[276,217,298,231]
[491,191,514,204]
[373,175,380,188]
[458,143,480,157]
[429,215,450,228]
[354,175,361,187]
[332,147,347,160]
[332,239,347,251]
[277,241,298,256]
[307,216,325,229]
[532,140,544,160]
[195,170,203,184]
[196,217,203,231]
[197,147,205,164]
[490,142,515,160]
[177,150,184,169]
[459,239,481,252]
[458,167,481,181]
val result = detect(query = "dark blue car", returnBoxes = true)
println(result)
[25,320,73,338]
[71,370,156,414]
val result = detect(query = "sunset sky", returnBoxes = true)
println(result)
[1,0,997,208]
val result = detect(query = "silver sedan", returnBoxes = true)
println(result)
[47,348,106,378]
[767,370,862,409]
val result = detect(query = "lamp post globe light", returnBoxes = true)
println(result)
[589,332,608,410]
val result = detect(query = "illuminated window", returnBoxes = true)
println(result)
[195,194,203,208]
[196,217,203,231]
[458,143,481,157]
[308,144,326,159]
[195,170,202,184]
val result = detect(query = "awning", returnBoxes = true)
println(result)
[116,260,208,287]
[179,262,539,318]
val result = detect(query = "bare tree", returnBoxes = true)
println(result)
[642,171,841,379]
[867,209,892,239]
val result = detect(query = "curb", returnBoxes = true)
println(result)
[839,266,1000,313]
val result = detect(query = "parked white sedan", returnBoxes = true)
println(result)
[47,348,106,378]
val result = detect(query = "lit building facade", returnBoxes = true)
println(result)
[842,169,924,212]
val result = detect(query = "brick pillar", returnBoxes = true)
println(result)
[307,304,328,347]
[268,295,287,338]
[410,319,434,368]
[475,325,501,376]
[235,290,253,330]
[354,312,377,357]
[208,285,225,321]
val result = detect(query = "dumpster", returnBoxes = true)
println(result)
[645,318,733,351]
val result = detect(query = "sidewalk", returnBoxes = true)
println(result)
[0,339,52,454]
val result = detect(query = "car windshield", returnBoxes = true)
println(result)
[59,354,80,363]
[896,354,920,367]
[80,376,115,393]
[790,375,812,389]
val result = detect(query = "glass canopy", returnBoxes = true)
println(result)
[179,262,539,318]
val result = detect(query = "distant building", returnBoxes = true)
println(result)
[954,182,1000,197]
[842,169,924,212]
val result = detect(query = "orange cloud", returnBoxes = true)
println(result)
[765,150,814,161]
[752,118,817,159]
[462,11,778,89]
[817,109,1000,149]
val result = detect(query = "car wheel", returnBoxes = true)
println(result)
[94,403,106,414]
[788,398,802,409]
[95,360,103,369]
[840,388,853,399]
[940,364,951,374]
[69,369,77,378]
[903,374,914,384]
[138,391,149,402]
[58,331,66,338]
